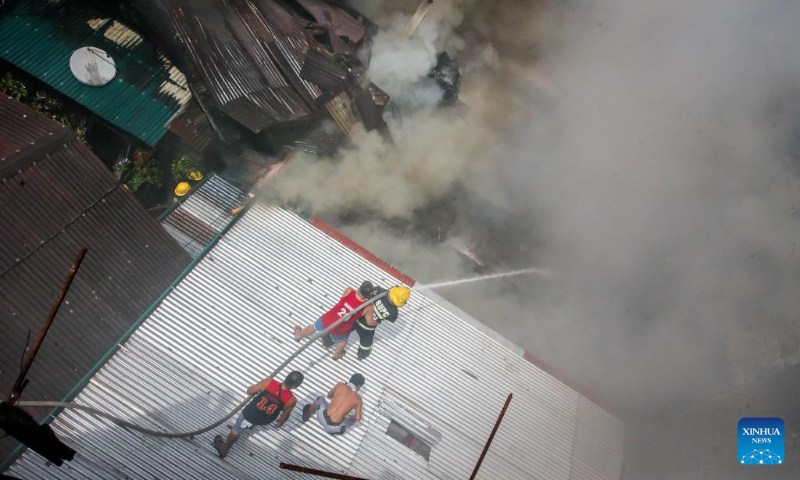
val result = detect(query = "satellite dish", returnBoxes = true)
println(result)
[69,47,116,87]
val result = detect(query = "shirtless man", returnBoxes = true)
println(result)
[294,282,375,360]
[301,374,365,435]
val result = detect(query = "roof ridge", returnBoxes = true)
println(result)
[0,111,76,180]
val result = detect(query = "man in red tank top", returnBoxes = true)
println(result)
[212,371,303,459]
[294,281,375,359]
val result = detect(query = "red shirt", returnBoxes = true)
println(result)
[321,290,365,336]
[242,379,294,424]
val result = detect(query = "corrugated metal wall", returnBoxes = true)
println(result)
[161,175,243,257]
[8,204,623,479]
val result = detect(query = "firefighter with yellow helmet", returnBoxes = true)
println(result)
[321,284,410,360]
[353,285,410,360]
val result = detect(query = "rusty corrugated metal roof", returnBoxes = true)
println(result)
[167,100,215,154]
[300,49,348,92]
[132,0,320,134]
[0,94,75,179]
[293,0,368,46]
[0,96,191,463]
[131,0,380,141]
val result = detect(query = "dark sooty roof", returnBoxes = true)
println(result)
[132,0,323,134]
[0,95,191,462]
[131,0,376,140]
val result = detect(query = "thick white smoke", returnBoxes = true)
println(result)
[476,0,800,415]
[270,0,504,219]
[270,0,800,430]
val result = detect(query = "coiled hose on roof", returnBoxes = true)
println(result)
[17,291,388,439]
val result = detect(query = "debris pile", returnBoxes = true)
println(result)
[132,0,388,141]
[131,0,461,187]
[429,52,461,107]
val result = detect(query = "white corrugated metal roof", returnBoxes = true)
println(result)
[161,175,243,257]
[7,204,623,479]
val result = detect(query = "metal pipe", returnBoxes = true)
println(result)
[400,0,435,41]
[469,393,513,480]
[279,462,369,479]
[8,248,88,403]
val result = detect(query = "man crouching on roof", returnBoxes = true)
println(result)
[293,281,375,360]
[213,371,303,459]
[301,374,364,435]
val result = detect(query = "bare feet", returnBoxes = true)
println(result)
[293,326,302,341]
[302,403,316,422]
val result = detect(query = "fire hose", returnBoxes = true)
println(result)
[16,291,389,439]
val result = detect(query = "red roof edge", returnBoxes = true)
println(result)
[523,350,617,416]
[307,215,617,416]
[308,216,417,286]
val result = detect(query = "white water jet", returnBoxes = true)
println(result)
[413,267,551,291]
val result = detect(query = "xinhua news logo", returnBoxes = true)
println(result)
[738,418,784,465]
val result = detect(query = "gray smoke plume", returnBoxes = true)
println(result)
[270,0,800,437]
[475,0,800,417]
[474,2,800,476]
[269,0,505,218]
[269,109,484,218]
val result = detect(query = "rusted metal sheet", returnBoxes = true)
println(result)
[133,0,328,134]
[354,88,388,133]
[250,0,324,103]
[0,95,75,179]
[301,50,348,92]
[294,0,367,46]
[167,100,215,154]
[0,96,190,463]
[325,92,363,136]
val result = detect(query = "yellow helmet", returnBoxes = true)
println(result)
[175,182,191,197]
[188,170,203,181]
[388,286,411,307]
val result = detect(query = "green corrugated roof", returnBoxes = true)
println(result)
[0,0,191,146]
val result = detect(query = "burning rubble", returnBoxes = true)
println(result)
[133,0,461,152]
[128,0,513,270]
